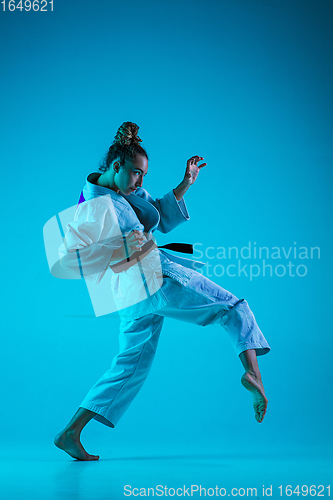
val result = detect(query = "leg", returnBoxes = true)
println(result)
[79,313,164,427]
[156,273,270,422]
[54,313,164,460]
[239,349,268,423]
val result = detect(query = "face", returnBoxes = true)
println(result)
[114,155,148,195]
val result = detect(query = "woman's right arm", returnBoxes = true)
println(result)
[59,197,122,282]
[59,197,145,282]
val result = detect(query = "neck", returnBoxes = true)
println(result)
[97,171,120,193]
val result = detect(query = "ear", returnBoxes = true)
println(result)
[113,161,120,173]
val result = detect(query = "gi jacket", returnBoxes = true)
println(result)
[57,172,204,318]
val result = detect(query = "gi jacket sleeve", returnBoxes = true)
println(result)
[59,195,124,284]
[140,189,190,234]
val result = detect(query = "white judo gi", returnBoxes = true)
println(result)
[60,172,270,428]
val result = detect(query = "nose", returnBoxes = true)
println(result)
[136,175,143,187]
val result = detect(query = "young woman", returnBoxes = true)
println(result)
[54,122,270,461]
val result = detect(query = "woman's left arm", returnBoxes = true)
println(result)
[145,155,207,233]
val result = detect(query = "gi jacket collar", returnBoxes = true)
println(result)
[83,172,160,233]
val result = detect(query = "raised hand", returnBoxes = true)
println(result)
[183,156,207,186]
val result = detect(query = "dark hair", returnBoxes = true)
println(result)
[98,122,149,173]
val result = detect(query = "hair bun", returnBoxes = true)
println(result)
[113,121,142,147]
[100,121,148,173]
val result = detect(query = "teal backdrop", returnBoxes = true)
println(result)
[0,0,332,472]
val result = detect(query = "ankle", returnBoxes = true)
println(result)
[64,427,81,438]
[245,369,261,380]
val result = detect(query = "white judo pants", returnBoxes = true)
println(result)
[79,273,270,428]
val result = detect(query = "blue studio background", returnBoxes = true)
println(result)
[1,0,332,496]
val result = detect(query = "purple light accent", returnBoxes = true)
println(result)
[78,191,85,205]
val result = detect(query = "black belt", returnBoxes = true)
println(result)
[109,241,193,274]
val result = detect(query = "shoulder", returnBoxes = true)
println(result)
[76,193,116,220]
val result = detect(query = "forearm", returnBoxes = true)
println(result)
[109,244,128,264]
[173,181,190,201]
[109,231,146,264]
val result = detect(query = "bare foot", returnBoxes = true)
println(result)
[54,430,100,461]
[241,371,268,423]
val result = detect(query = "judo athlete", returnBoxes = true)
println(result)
[54,122,270,460]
